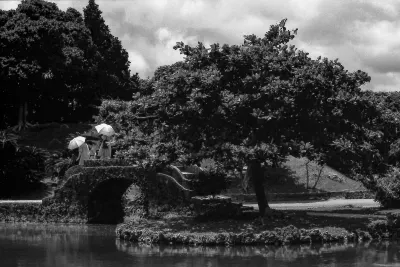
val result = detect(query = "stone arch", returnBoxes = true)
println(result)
[42,161,196,223]
[43,165,148,224]
[87,178,135,224]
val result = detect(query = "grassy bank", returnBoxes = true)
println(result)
[0,202,86,224]
[116,208,396,247]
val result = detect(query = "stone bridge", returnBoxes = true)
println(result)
[42,159,191,224]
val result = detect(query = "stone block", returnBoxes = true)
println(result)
[191,195,243,219]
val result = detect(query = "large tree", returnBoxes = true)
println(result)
[0,0,96,129]
[113,19,387,217]
[83,0,133,102]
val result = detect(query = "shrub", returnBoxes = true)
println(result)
[45,152,75,179]
[94,99,134,132]
[190,159,229,196]
[373,167,400,208]
[367,219,389,238]
[0,131,48,196]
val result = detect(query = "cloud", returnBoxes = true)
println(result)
[1,0,400,91]
[0,1,19,10]
[128,50,150,74]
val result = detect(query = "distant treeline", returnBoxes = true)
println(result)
[0,0,140,128]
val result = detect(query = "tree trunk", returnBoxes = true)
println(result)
[305,160,310,189]
[17,102,24,130]
[15,101,31,131]
[247,161,270,217]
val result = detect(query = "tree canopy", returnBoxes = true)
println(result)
[0,0,138,129]
[98,19,400,215]
[83,0,134,100]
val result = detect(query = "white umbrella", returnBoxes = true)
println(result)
[95,123,115,136]
[68,136,86,150]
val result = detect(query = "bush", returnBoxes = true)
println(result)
[45,151,75,179]
[367,219,389,238]
[94,99,134,133]
[373,167,400,208]
[0,131,48,196]
[190,159,229,196]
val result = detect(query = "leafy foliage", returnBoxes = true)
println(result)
[0,0,139,128]
[83,0,136,101]
[44,152,75,179]
[95,19,399,212]
[372,167,400,208]
[0,0,96,126]
[189,159,229,196]
[0,130,48,196]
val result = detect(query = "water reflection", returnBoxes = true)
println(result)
[0,223,126,267]
[116,240,357,259]
[115,239,400,266]
[1,223,400,267]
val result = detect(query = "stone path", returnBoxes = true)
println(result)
[0,200,42,204]
[0,198,380,209]
[245,199,380,210]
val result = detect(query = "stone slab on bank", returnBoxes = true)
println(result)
[0,200,42,204]
[229,190,374,202]
[245,199,380,211]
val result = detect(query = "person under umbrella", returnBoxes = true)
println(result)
[68,136,85,150]
[68,136,90,166]
[98,134,114,160]
[87,140,99,159]
[95,123,115,136]
[95,123,116,160]
[77,141,90,166]
[81,135,101,160]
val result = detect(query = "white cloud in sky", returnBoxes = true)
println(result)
[1,0,400,91]
[128,50,150,74]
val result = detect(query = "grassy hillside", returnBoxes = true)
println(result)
[265,156,366,193]
[228,156,366,194]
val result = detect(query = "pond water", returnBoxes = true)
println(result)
[1,223,400,267]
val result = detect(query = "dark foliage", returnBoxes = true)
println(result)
[0,130,47,196]
[0,0,138,128]
[190,160,229,196]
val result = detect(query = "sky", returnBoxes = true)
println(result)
[1,0,400,92]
